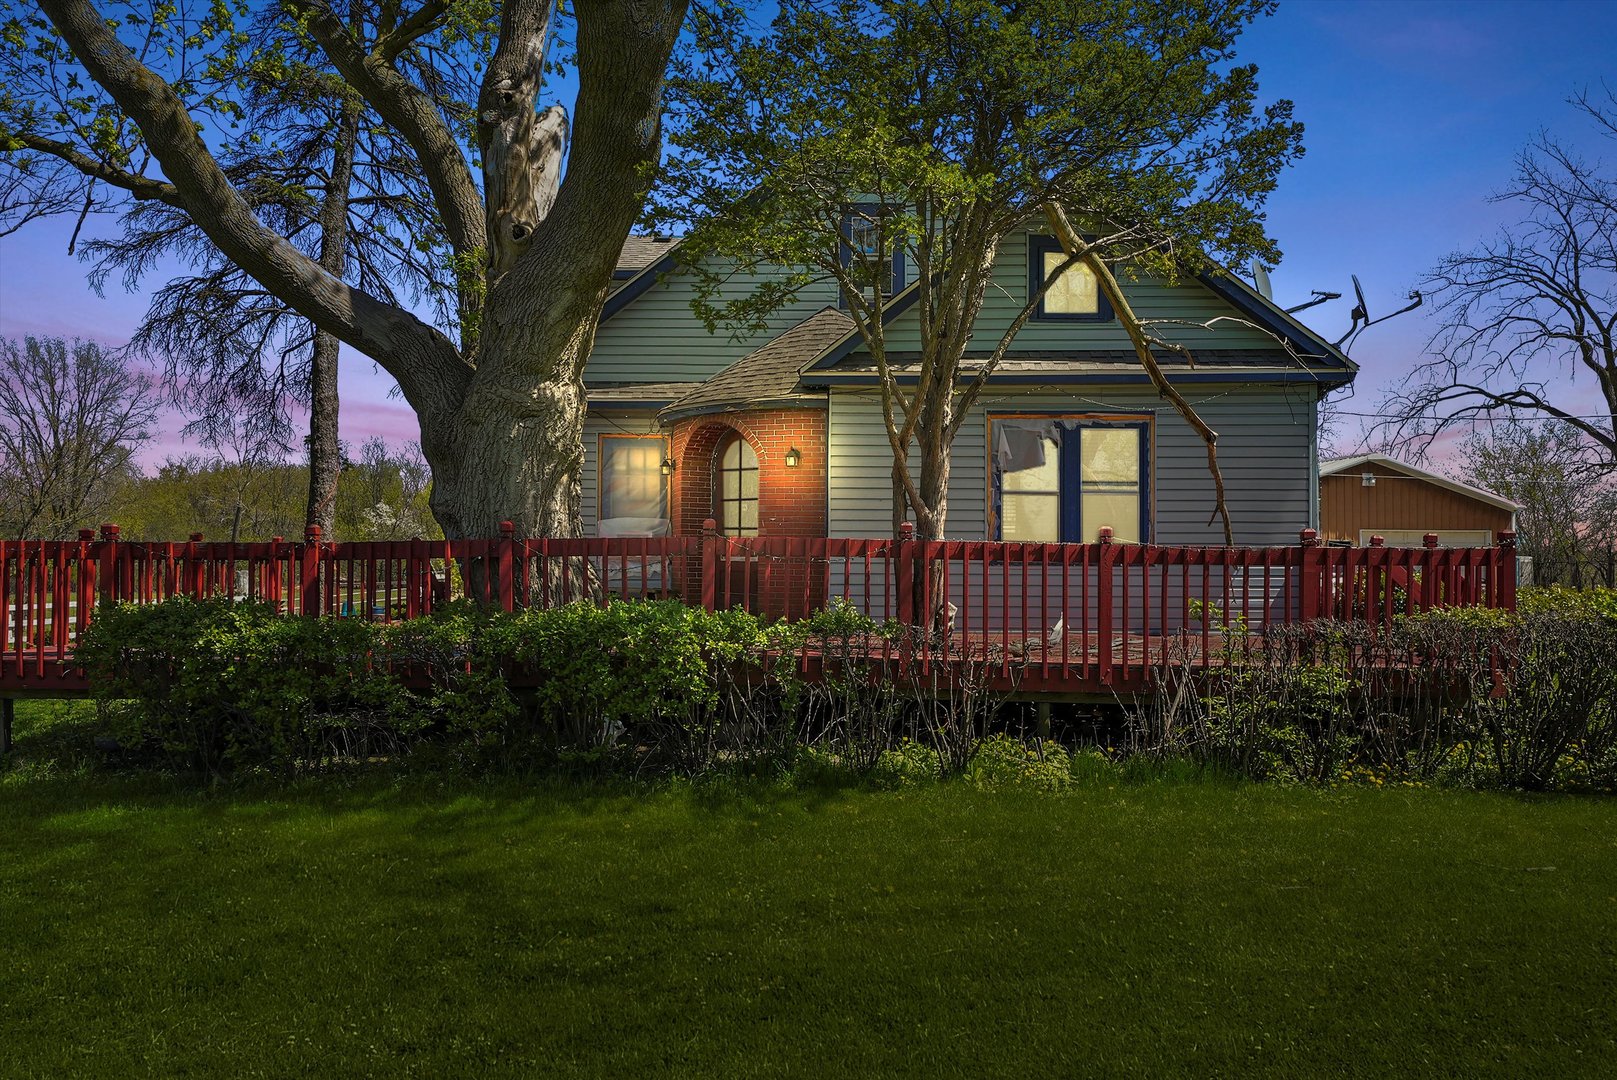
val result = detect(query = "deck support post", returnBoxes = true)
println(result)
[1036,701,1051,740]
[895,522,917,626]
[701,519,720,613]
[1,697,13,756]
[1097,527,1115,685]
[96,523,122,608]
[497,521,518,612]
[1496,531,1518,611]
[1299,528,1321,621]
[300,526,324,616]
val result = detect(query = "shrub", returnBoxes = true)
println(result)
[775,598,907,774]
[78,598,409,775]
[968,735,1074,792]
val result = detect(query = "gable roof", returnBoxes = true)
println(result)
[1197,269,1355,371]
[659,307,851,421]
[799,259,1355,381]
[602,235,685,315]
[1321,453,1522,512]
[615,235,679,276]
[599,233,1358,386]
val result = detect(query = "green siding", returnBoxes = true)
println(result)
[828,384,1317,546]
[586,259,844,385]
[858,231,1283,356]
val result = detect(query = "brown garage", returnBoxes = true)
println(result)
[1320,453,1519,548]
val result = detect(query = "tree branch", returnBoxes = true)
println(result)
[1046,202,1234,545]
[38,0,468,423]
[289,0,486,266]
[6,132,181,206]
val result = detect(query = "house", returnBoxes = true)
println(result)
[1319,453,1519,548]
[582,231,1354,563]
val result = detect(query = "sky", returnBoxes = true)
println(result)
[1,0,1614,469]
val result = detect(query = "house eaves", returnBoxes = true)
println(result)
[1196,268,1357,372]
[1321,453,1522,512]
[601,236,685,320]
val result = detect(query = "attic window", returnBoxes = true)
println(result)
[1028,235,1112,322]
[839,206,904,310]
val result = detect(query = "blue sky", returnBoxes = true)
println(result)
[0,0,1613,463]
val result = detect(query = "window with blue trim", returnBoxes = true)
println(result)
[1027,235,1112,321]
[991,416,1149,543]
[839,206,904,308]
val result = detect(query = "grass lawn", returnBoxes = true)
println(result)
[3,702,1615,1078]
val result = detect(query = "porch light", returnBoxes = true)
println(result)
[784,447,802,468]
[1361,471,1376,488]
[660,456,676,476]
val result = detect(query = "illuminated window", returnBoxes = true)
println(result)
[1028,235,1112,321]
[599,436,668,532]
[715,434,759,537]
[993,417,1148,543]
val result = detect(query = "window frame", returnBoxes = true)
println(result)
[986,412,1154,543]
[838,204,906,310]
[1027,235,1114,323]
[596,433,670,530]
[713,431,761,537]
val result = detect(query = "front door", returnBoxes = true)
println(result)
[714,433,760,609]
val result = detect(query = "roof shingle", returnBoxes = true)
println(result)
[660,307,853,420]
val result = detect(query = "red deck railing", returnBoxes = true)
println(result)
[1,522,1518,697]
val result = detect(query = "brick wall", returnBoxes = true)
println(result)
[668,408,828,616]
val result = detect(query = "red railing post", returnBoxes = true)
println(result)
[1421,533,1440,611]
[97,523,121,608]
[75,529,95,636]
[188,533,207,598]
[1299,528,1320,621]
[268,535,284,612]
[300,526,322,616]
[497,521,516,612]
[701,519,720,613]
[895,521,916,626]
[1496,530,1518,611]
[1097,527,1115,684]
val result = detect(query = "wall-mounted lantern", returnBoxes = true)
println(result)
[784,447,802,468]
[661,456,676,476]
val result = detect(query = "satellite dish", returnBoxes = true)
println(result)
[1333,274,1424,351]
[1252,262,1273,301]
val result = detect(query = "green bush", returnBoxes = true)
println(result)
[1517,585,1617,620]
[79,598,409,775]
[968,735,1074,792]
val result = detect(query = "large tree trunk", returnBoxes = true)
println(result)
[305,95,361,535]
[36,0,689,548]
[423,369,589,540]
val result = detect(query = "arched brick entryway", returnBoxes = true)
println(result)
[667,408,828,615]
[668,410,827,540]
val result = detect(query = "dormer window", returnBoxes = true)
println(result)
[839,206,904,309]
[1028,235,1112,321]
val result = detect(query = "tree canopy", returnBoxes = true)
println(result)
[659,0,1304,540]
[1,0,690,539]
